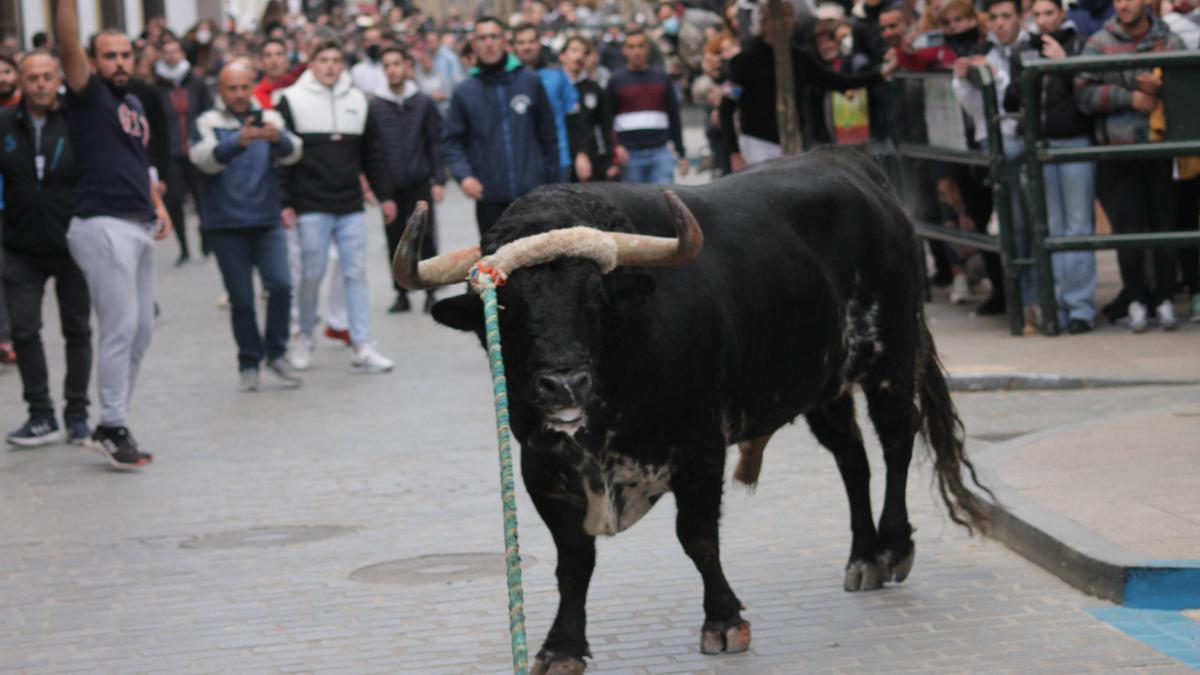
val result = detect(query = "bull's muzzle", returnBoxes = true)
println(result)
[391,191,704,290]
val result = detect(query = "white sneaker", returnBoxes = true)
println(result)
[950,273,970,305]
[289,334,314,370]
[1156,300,1178,331]
[239,369,260,392]
[351,343,393,373]
[1127,300,1148,333]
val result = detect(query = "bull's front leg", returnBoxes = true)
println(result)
[672,443,751,655]
[529,488,596,675]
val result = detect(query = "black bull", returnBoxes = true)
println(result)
[410,147,990,674]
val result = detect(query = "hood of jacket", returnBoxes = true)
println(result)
[295,68,355,98]
[1076,0,1114,16]
[373,79,420,105]
[468,52,523,80]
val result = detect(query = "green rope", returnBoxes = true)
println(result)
[473,268,529,675]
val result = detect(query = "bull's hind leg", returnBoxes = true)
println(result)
[529,491,596,675]
[805,395,883,591]
[672,439,751,655]
[864,380,919,584]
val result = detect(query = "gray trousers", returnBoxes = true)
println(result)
[66,216,156,427]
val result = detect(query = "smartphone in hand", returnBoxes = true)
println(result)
[249,109,264,127]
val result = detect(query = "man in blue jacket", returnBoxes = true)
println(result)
[443,16,559,236]
[190,63,304,391]
[514,22,580,183]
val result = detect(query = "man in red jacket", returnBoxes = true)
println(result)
[253,38,305,110]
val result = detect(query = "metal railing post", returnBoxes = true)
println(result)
[976,64,1025,336]
[1019,66,1061,336]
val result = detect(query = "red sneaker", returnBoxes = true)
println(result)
[0,343,15,364]
[323,326,352,346]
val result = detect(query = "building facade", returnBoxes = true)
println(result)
[2,0,223,49]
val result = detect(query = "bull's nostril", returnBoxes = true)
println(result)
[536,374,561,399]
[569,372,593,398]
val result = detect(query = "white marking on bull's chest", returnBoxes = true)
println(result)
[581,455,672,537]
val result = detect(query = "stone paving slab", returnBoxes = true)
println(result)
[1,184,1196,672]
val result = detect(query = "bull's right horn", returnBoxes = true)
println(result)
[392,201,482,290]
[609,190,704,267]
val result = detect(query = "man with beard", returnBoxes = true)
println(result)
[55,0,172,469]
[1076,0,1184,331]
[154,35,212,266]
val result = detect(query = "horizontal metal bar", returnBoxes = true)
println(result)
[913,222,1001,252]
[895,143,992,167]
[1043,231,1200,251]
[1033,141,1200,163]
[1021,51,1200,74]
[890,71,954,82]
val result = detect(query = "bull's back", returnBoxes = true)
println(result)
[584,148,920,438]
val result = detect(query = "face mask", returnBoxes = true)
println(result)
[196,29,213,44]
[366,44,382,61]
[662,17,680,35]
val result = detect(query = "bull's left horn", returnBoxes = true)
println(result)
[392,201,481,290]
[609,190,704,267]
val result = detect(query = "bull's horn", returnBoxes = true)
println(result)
[609,190,704,267]
[392,201,481,290]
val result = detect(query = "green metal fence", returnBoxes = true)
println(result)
[887,69,1026,335]
[1018,51,1200,335]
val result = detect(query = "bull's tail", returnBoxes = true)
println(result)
[916,321,995,534]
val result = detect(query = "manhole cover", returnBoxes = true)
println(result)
[349,553,537,585]
[180,525,357,550]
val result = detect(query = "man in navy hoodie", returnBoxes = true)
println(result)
[190,63,304,391]
[443,16,559,236]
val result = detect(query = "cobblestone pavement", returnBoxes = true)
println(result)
[1,187,1194,674]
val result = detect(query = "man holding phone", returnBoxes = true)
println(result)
[54,0,172,469]
[191,63,304,391]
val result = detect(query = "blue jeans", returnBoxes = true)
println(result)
[623,144,675,185]
[207,226,292,371]
[1042,136,1097,324]
[297,211,370,346]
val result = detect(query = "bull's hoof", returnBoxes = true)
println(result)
[879,545,915,583]
[700,619,751,654]
[531,652,587,675]
[843,558,884,592]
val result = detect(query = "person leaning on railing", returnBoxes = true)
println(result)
[1074,0,1185,332]
[1003,0,1099,334]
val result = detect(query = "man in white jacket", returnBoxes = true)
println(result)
[276,39,396,374]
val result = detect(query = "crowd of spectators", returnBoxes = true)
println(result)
[0,0,1198,466]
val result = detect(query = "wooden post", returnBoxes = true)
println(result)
[766,0,803,155]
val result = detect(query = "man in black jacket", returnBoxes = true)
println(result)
[368,46,446,314]
[561,36,616,182]
[155,35,212,265]
[1,51,92,447]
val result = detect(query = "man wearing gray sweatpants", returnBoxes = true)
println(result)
[57,0,172,469]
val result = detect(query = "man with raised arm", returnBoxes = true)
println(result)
[55,0,172,470]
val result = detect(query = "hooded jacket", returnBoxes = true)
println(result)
[0,99,76,256]
[366,80,445,193]
[276,70,391,214]
[1003,23,1091,139]
[188,97,302,230]
[1068,0,1116,38]
[1075,15,1183,145]
[442,53,559,204]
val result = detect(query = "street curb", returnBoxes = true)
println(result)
[948,372,1200,392]
[969,411,1200,610]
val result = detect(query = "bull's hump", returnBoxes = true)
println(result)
[581,455,672,537]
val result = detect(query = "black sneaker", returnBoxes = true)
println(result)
[388,293,411,313]
[86,425,153,470]
[7,416,62,447]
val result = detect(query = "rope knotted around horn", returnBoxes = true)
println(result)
[392,190,703,291]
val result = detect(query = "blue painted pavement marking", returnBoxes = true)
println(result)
[1125,561,1200,610]
[1089,606,1200,671]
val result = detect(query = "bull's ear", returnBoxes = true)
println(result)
[605,272,656,312]
[431,293,485,333]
